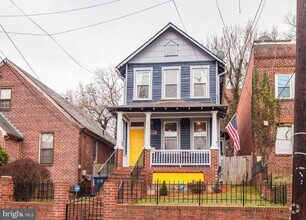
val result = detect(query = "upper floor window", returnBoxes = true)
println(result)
[0,88,12,110]
[134,69,152,100]
[190,66,209,98]
[275,74,293,99]
[40,133,54,164]
[164,41,178,56]
[162,67,180,99]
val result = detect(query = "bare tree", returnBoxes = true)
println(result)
[284,12,296,39]
[207,21,256,121]
[65,67,123,135]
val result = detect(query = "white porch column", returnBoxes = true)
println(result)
[144,112,151,149]
[115,111,123,149]
[211,111,219,149]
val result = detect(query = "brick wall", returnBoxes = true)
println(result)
[0,176,69,220]
[107,204,289,220]
[237,41,295,175]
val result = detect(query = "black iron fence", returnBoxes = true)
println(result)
[118,180,287,206]
[130,148,145,192]
[13,180,54,202]
[66,187,103,220]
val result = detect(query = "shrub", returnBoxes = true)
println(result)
[0,158,51,182]
[0,146,9,166]
[159,181,168,196]
[0,158,52,201]
[187,181,206,194]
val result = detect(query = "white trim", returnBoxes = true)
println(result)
[161,119,180,150]
[190,65,210,99]
[116,23,225,69]
[133,67,153,100]
[161,66,181,100]
[124,64,128,105]
[190,119,209,150]
[275,73,294,99]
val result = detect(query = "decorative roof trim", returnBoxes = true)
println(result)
[116,22,225,76]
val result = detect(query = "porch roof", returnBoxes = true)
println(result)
[0,113,24,141]
[108,101,227,117]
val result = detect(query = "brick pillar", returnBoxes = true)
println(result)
[287,182,292,207]
[0,176,13,208]
[210,149,219,182]
[102,180,118,219]
[144,149,151,168]
[53,182,70,220]
[117,148,123,168]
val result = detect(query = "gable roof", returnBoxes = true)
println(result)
[116,22,226,76]
[2,59,115,145]
[0,113,23,141]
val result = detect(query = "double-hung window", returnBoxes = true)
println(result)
[191,66,209,98]
[40,133,54,164]
[0,88,12,110]
[193,121,208,150]
[275,74,293,98]
[162,68,180,99]
[135,69,152,100]
[164,122,178,150]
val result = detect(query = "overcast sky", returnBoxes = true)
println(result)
[0,0,296,94]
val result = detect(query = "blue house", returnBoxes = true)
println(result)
[109,23,227,183]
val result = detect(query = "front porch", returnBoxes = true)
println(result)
[106,101,226,180]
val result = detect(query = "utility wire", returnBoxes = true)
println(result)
[0,23,40,80]
[0,0,173,37]
[10,0,94,74]
[0,0,120,17]
[172,0,187,33]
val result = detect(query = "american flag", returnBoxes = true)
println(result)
[225,114,241,155]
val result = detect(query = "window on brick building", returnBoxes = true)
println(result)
[275,125,293,154]
[0,88,12,110]
[40,133,54,164]
[275,74,294,98]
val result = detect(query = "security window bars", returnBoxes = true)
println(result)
[40,133,54,164]
[0,88,12,109]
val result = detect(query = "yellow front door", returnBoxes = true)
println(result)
[129,129,144,166]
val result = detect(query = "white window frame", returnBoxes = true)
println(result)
[162,120,180,150]
[190,65,210,99]
[190,119,209,150]
[39,133,54,165]
[275,125,293,155]
[162,67,181,99]
[275,74,294,99]
[0,88,12,109]
[133,68,153,100]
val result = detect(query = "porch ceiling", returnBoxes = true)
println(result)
[108,101,227,118]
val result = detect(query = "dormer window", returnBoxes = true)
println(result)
[165,41,178,56]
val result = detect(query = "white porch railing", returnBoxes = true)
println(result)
[151,149,210,166]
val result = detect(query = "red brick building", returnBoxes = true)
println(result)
[0,59,115,184]
[237,40,295,175]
